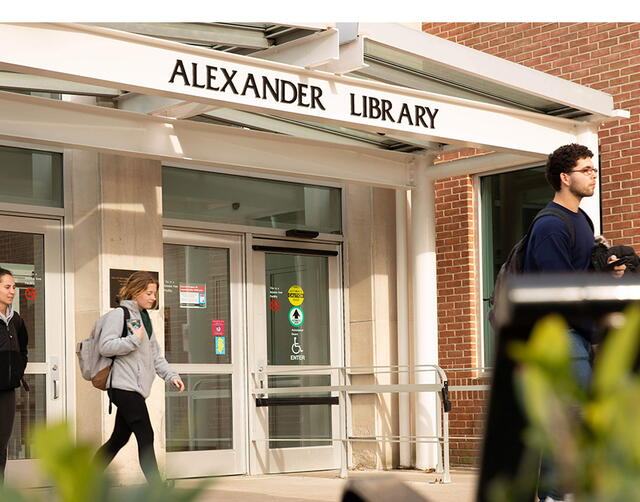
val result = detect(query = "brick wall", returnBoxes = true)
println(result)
[423,22,640,466]
[434,174,486,465]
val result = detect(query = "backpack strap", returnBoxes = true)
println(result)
[530,207,577,247]
[578,207,595,233]
[107,305,130,414]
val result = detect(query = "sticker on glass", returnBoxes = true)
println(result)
[179,284,207,309]
[287,285,304,306]
[211,319,225,336]
[215,336,226,355]
[288,306,305,327]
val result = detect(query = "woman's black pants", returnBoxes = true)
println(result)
[94,388,160,482]
[0,389,16,482]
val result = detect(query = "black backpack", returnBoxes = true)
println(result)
[488,207,594,330]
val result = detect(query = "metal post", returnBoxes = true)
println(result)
[339,366,348,478]
[396,189,411,467]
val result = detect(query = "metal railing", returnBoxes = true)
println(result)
[251,363,472,483]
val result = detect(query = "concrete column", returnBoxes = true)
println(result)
[411,152,439,469]
[346,184,399,469]
[577,126,602,236]
[99,154,164,483]
[66,146,103,445]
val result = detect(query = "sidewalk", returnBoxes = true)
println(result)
[175,468,478,502]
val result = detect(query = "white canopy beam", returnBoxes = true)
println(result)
[91,22,271,49]
[315,36,368,75]
[118,93,389,149]
[0,91,415,189]
[0,70,119,96]
[0,23,583,156]
[358,23,617,118]
[425,152,544,179]
[251,28,339,68]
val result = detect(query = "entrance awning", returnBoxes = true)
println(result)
[0,22,627,187]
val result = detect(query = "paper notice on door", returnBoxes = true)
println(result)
[179,283,207,308]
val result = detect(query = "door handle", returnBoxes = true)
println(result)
[49,356,60,400]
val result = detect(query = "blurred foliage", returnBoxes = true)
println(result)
[491,304,640,502]
[0,422,209,502]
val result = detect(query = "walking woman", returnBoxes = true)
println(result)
[0,267,28,482]
[95,271,184,481]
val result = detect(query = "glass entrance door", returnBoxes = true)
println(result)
[0,215,64,487]
[250,239,343,474]
[162,230,246,478]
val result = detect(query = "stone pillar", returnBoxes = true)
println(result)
[346,184,398,469]
[68,148,164,484]
[99,154,164,483]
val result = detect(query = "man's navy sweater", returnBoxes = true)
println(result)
[523,201,595,340]
[523,201,594,273]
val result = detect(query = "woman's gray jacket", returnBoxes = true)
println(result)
[97,300,178,398]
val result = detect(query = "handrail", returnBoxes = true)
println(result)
[251,363,454,484]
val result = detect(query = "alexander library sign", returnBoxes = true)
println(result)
[168,58,440,130]
[169,59,439,129]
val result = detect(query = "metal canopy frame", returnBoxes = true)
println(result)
[0,22,614,166]
[0,22,626,167]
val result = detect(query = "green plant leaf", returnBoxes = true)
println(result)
[592,304,640,397]
[32,422,111,502]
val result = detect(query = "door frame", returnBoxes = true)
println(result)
[162,228,248,478]
[0,214,65,486]
[248,236,345,475]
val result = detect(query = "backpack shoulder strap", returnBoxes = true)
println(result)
[531,207,577,248]
[117,305,130,338]
[578,207,595,233]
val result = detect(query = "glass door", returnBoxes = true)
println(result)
[250,238,343,474]
[0,215,64,486]
[479,167,551,366]
[162,230,246,478]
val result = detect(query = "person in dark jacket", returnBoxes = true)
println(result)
[523,144,597,502]
[0,267,28,482]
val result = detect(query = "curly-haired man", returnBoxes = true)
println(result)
[523,143,597,501]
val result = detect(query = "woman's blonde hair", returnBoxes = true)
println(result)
[118,271,159,307]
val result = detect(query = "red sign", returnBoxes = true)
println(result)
[211,320,225,337]
[269,299,280,311]
[25,288,37,301]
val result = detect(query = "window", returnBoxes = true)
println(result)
[480,166,553,365]
[0,146,63,208]
[163,167,342,234]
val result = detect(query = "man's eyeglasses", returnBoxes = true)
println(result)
[570,167,598,176]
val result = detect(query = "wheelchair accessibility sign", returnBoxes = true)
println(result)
[288,306,304,327]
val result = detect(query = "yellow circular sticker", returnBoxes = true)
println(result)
[287,285,304,306]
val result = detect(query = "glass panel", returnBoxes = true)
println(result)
[480,166,552,365]
[164,244,231,364]
[0,146,63,207]
[265,253,329,366]
[163,167,342,234]
[268,374,332,449]
[8,374,46,460]
[0,231,46,362]
[165,374,233,452]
